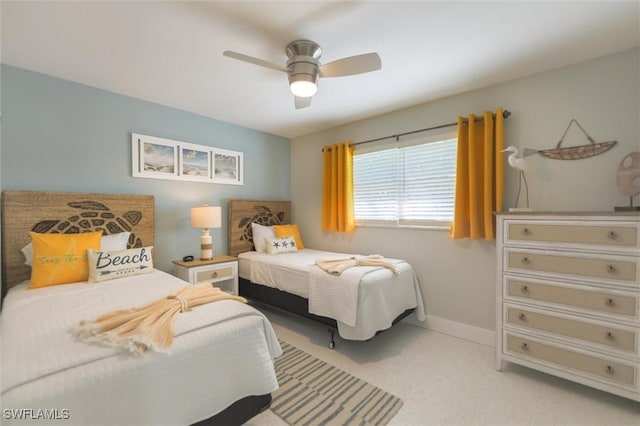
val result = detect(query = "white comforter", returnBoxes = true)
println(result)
[1,270,282,425]
[239,249,426,340]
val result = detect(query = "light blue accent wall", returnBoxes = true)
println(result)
[1,65,291,273]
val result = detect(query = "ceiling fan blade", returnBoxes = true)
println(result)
[222,51,287,73]
[295,96,312,109]
[319,52,381,78]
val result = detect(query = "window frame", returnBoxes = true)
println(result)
[353,131,457,230]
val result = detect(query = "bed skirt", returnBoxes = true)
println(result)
[193,393,272,426]
[240,278,415,338]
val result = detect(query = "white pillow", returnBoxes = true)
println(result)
[265,236,298,255]
[100,232,131,251]
[251,223,275,253]
[88,246,154,282]
[21,232,131,266]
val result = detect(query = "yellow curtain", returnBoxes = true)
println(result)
[450,108,504,240]
[322,142,355,232]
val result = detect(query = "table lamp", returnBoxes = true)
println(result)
[190,204,221,260]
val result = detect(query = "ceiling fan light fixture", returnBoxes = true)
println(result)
[290,79,317,97]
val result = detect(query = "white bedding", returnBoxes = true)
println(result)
[0,270,282,425]
[238,249,426,340]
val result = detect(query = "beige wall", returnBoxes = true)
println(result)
[290,48,639,341]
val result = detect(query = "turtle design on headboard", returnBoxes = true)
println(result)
[237,205,286,243]
[31,200,144,248]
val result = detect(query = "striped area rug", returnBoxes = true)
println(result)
[271,341,403,426]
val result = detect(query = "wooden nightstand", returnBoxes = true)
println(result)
[173,256,239,295]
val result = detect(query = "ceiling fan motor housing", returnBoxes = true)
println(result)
[286,40,321,89]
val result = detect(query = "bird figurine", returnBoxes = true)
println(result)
[501,146,530,210]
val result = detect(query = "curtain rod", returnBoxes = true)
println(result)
[351,109,511,147]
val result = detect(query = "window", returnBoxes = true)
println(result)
[353,133,457,227]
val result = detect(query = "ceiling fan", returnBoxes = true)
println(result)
[223,39,381,109]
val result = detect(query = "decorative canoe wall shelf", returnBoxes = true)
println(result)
[525,118,617,160]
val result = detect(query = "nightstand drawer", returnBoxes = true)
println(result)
[506,306,637,352]
[506,249,638,285]
[506,334,636,387]
[195,267,233,283]
[507,222,638,248]
[505,278,638,318]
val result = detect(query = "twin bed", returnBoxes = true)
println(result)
[0,192,425,425]
[0,191,280,426]
[228,199,426,346]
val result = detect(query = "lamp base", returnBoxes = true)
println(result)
[200,231,213,260]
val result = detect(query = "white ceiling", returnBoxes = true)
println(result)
[2,1,638,139]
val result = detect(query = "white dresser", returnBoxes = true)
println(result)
[496,212,640,401]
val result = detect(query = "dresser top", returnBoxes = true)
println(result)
[496,211,640,218]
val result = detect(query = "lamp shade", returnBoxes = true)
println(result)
[190,205,221,229]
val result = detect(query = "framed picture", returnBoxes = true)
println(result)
[180,147,211,182]
[131,133,243,185]
[213,148,243,185]
[132,134,178,179]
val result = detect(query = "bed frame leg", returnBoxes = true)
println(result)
[328,329,336,349]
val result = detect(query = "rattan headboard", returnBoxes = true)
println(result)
[1,191,155,293]
[228,199,291,257]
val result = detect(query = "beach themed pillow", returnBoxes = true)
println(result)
[88,246,154,282]
[265,236,298,255]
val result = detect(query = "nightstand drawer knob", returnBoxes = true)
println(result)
[606,365,615,375]
[521,343,529,351]
[518,313,526,321]
[606,332,615,341]
[211,271,218,278]
[521,285,529,294]
[607,231,617,239]
[605,298,615,307]
[522,228,530,236]
[521,257,530,265]
[606,265,616,274]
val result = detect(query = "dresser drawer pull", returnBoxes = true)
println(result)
[521,257,530,265]
[605,298,615,307]
[518,313,526,321]
[606,365,615,375]
[606,265,616,274]
[607,231,617,240]
[211,271,218,278]
[521,343,529,351]
[520,285,529,294]
[522,228,530,236]
[606,332,615,341]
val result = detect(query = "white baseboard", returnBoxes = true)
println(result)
[404,313,496,348]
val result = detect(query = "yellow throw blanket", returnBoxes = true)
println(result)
[72,283,247,354]
[315,255,399,275]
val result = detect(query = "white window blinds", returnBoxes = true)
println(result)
[353,136,457,226]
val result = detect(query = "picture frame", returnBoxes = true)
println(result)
[131,133,244,185]
[213,148,244,185]
[132,134,179,179]
[179,146,211,182]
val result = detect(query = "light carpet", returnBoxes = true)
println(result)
[271,341,403,426]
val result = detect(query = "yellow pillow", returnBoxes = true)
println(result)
[273,224,304,249]
[29,231,102,289]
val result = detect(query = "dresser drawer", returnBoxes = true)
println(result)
[506,305,637,353]
[506,221,638,249]
[506,334,637,387]
[505,278,639,318]
[506,249,638,285]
